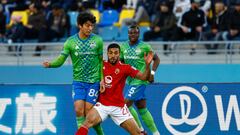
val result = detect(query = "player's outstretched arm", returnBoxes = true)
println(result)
[42,55,67,68]
[135,52,153,81]
[149,53,160,83]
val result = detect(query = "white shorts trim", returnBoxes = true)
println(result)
[94,102,133,125]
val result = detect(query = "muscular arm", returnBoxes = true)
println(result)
[149,53,160,83]
[152,53,160,71]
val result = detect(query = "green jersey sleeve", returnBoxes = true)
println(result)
[49,39,71,68]
[61,39,71,56]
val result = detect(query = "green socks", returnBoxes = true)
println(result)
[93,124,104,135]
[139,108,159,133]
[76,116,85,128]
[77,116,104,135]
[129,106,144,130]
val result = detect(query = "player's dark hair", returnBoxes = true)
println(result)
[128,24,140,32]
[107,43,120,51]
[77,11,96,26]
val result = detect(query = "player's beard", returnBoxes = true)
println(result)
[109,57,118,65]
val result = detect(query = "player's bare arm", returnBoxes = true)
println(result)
[135,52,153,81]
[149,53,160,83]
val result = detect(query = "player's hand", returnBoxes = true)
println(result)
[100,80,105,93]
[43,61,50,68]
[144,51,153,65]
[148,74,154,83]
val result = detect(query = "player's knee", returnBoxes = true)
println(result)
[75,107,85,117]
[84,107,92,115]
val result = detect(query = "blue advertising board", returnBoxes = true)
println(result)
[147,83,240,135]
[0,83,239,135]
[0,84,77,135]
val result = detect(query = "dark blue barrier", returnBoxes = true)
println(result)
[0,83,240,135]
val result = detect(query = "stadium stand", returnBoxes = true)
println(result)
[8,10,29,26]
[90,9,100,23]
[68,11,79,35]
[114,9,135,27]
[98,9,119,27]
[98,26,119,41]
[115,26,129,41]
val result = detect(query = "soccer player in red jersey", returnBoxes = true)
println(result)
[76,43,153,135]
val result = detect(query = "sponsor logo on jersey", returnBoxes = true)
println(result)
[136,48,141,55]
[124,56,140,59]
[105,75,112,88]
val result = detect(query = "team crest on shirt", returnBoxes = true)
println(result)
[115,68,120,74]
[89,41,96,48]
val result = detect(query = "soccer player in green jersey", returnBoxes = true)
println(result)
[43,12,104,135]
[120,25,160,135]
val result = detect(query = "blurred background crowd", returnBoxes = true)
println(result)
[0,0,240,55]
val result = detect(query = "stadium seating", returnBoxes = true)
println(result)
[98,26,119,41]
[90,9,100,23]
[68,11,79,36]
[139,22,151,27]
[114,9,135,27]
[115,26,128,41]
[139,26,151,40]
[9,10,29,26]
[98,9,119,27]
[68,11,79,26]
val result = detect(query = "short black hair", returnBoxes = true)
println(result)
[128,24,140,31]
[77,11,96,26]
[107,43,120,52]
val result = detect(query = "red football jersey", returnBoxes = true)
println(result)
[98,61,139,107]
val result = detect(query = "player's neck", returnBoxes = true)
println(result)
[129,40,138,46]
[78,32,89,40]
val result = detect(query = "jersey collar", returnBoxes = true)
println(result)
[77,33,93,43]
[128,40,140,47]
